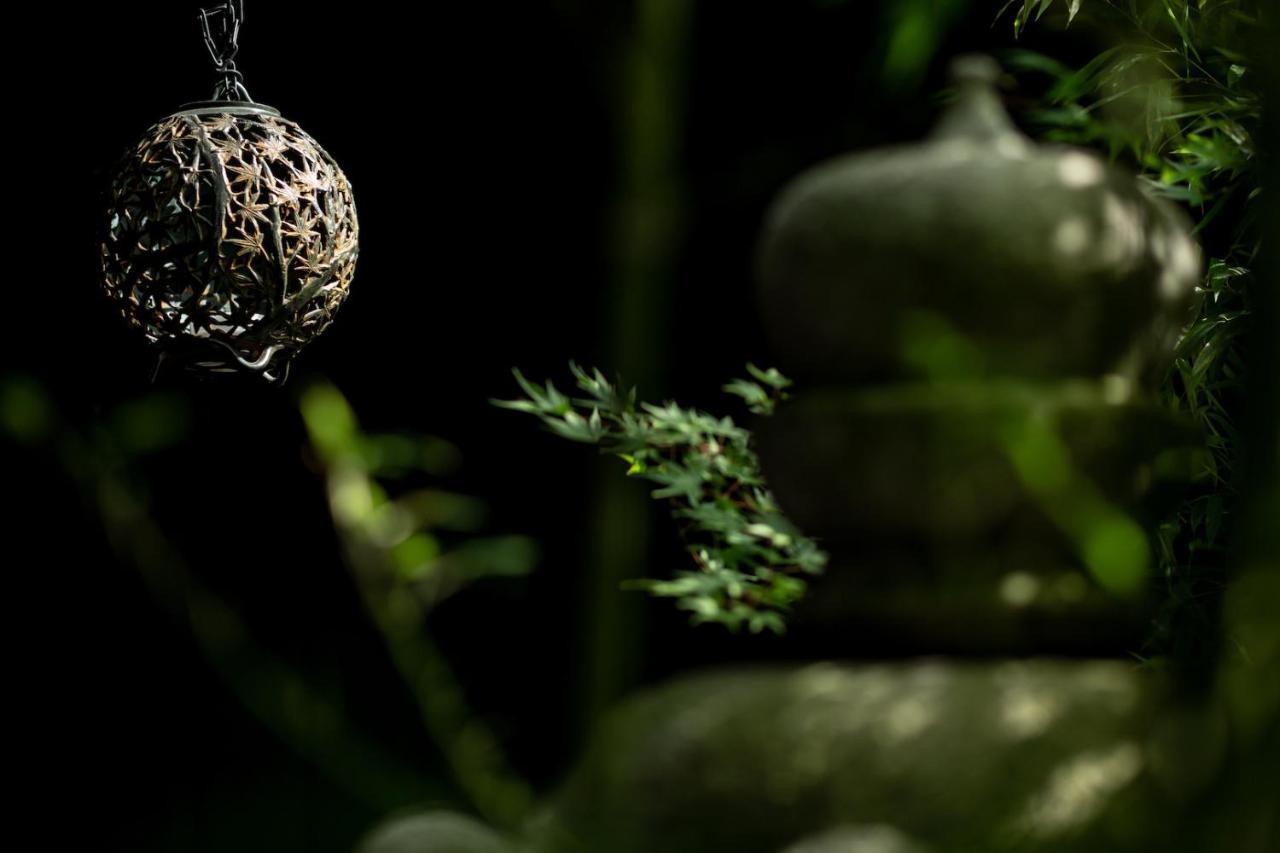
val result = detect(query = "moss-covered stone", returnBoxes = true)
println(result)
[754,382,1198,543]
[536,661,1174,853]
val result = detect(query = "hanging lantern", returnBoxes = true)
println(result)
[100,1,358,382]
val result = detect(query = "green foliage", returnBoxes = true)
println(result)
[1001,411,1151,596]
[495,364,826,634]
[2,379,441,812]
[0,375,53,445]
[300,381,538,827]
[301,381,538,612]
[1003,0,1084,35]
[880,0,971,91]
[1003,1,1260,204]
[1002,0,1261,657]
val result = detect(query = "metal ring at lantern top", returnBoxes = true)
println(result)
[172,100,282,117]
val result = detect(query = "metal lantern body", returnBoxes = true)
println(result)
[101,102,358,380]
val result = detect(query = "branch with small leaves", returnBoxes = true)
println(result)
[1000,0,1083,36]
[495,364,826,634]
[1002,0,1260,659]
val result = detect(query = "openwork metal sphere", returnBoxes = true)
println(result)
[100,103,358,381]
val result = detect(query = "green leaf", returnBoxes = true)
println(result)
[300,382,360,463]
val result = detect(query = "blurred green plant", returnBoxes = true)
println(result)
[881,0,971,91]
[1001,0,1261,660]
[300,381,538,829]
[1,374,542,831]
[496,364,827,634]
[0,375,436,812]
[1000,410,1150,597]
[301,383,537,606]
[1002,0,1084,35]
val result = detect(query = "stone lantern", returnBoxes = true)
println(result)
[750,54,1202,653]
[529,57,1214,853]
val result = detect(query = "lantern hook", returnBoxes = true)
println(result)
[198,0,253,102]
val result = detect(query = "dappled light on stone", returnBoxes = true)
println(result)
[1053,217,1090,256]
[537,661,1156,853]
[1098,193,1147,267]
[1056,151,1105,188]
[1013,743,1145,839]
[782,825,932,853]
[998,571,1041,608]
[356,811,515,853]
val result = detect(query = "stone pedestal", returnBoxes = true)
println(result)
[535,662,1173,853]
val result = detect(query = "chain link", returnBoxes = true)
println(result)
[198,0,252,102]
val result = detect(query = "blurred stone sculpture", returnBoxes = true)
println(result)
[537,661,1175,853]
[758,54,1198,386]
[753,54,1202,652]
[356,811,515,853]
[529,56,1209,853]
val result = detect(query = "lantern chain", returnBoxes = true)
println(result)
[199,0,253,102]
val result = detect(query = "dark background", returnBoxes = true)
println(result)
[6,2,1098,850]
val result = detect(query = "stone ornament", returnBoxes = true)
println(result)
[758,55,1199,385]
[753,55,1204,650]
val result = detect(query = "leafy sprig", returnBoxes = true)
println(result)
[495,364,824,634]
[1002,0,1260,660]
